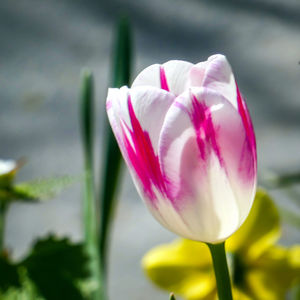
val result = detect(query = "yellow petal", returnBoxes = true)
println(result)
[245,245,300,299]
[142,239,215,299]
[183,276,216,300]
[289,245,300,270]
[232,288,252,300]
[227,188,280,262]
[245,270,281,300]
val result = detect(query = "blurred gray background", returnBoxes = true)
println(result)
[1,0,300,299]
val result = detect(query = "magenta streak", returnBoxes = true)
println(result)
[106,100,112,110]
[160,66,170,91]
[123,96,167,203]
[191,93,225,168]
[236,83,257,163]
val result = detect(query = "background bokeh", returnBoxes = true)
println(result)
[1,0,300,299]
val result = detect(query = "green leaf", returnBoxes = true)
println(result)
[99,14,132,272]
[272,172,300,188]
[80,70,104,300]
[169,292,176,300]
[80,69,97,249]
[1,288,32,300]
[0,173,15,190]
[81,70,94,166]
[12,176,75,202]
[260,170,300,189]
[291,283,300,300]
[0,255,21,292]
[111,15,132,88]
[20,236,90,300]
[0,269,42,300]
[0,203,7,253]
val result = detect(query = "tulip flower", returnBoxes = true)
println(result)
[106,54,257,244]
[142,189,300,300]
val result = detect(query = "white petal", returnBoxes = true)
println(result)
[131,64,161,89]
[162,60,194,95]
[190,54,238,109]
[106,85,175,206]
[128,86,175,153]
[132,60,193,96]
[106,86,130,149]
[157,87,256,242]
[106,86,175,160]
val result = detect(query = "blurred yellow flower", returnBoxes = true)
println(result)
[142,189,300,300]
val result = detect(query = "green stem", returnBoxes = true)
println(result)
[207,242,233,300]
[80,71,105,300]
[0,203,7,253]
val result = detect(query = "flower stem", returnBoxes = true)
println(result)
[0,203,7,253]
[207,242,233,300]
[81,70,106,300]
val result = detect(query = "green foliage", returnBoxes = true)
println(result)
[80,69,97,251]
[169,293,176,300]
[0,269,42,300]
[21,236,89,300]
[260,171,300,229]
[0,236,90,300]
[0,173,15,190]
[268,172,300,188]
[0,255,21,292]
[291,284,300,300]
[0,203,7,252]
[80,70,104,300]
[99,15,132,272]
[112,16,132,88]
[12,176,75,202]
[81,70,94,166]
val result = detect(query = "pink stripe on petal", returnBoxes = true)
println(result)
[160,66,170,91]
[190,92,225,168]
[124,96,168,204]
[106,100,112,110]
[236,83,257,162]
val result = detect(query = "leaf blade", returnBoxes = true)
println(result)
[12,176,75,202]
[99,15,132,271]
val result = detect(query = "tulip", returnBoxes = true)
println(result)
[106,54,257,244]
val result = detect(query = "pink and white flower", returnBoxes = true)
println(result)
[106,54,257,243]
